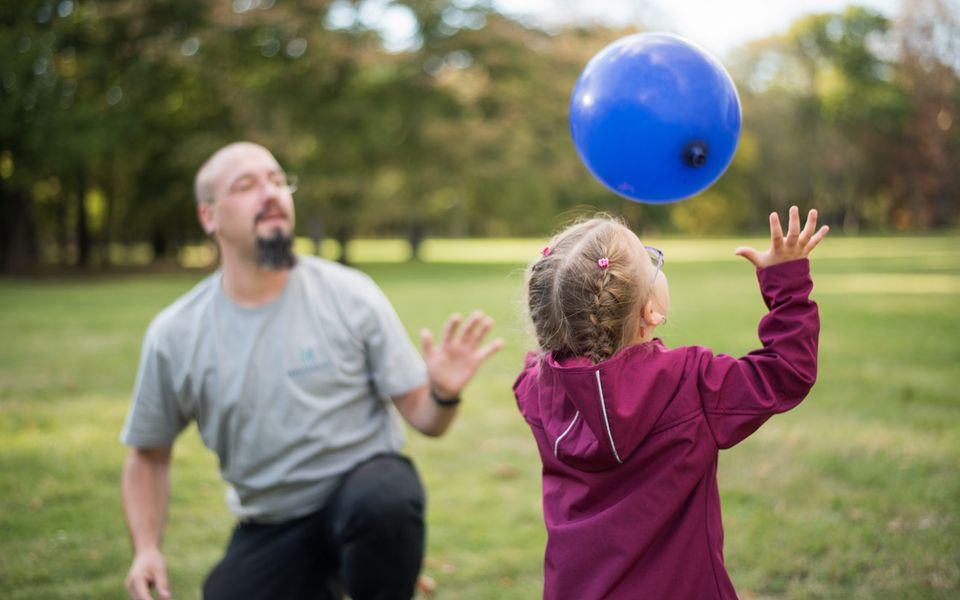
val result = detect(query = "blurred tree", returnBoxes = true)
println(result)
[0,0,228,272]
[788,6,910,232]
[730,36,827,225]
[203,0,486,263]
[0,3,42,272]
[0,1,79,271]
[891,0,960,228]
[4,1,960,275]
[728,7,913,233]
[427,18,633,238]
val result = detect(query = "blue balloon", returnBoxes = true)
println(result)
[570,33,742,204]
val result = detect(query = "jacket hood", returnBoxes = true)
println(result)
[514,341,686,471]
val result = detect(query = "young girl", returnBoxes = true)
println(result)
[514,208,829,599]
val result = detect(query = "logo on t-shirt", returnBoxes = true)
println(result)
[287,347,329,377]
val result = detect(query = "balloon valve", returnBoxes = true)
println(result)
[683,141,708,168]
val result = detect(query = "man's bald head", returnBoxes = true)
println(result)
[194,142,279,206]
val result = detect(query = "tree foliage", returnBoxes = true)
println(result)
[2,0,958,272]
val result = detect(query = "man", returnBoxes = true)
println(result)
[121,142,503,600]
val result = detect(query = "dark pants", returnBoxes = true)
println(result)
[203,454,425,600]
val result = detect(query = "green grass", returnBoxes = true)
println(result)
[1,235,958,599]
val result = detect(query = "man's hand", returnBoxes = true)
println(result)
[125,547,170,600]
[420,310,504,399]
[735,206,830,269]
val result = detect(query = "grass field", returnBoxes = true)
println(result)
[1,235,958,599]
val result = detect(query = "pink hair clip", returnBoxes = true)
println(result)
[541,246,551,257]
[598,257,609,269]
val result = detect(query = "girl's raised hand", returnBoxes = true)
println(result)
[735,206,829,269]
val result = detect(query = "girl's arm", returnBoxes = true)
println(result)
[698,207,829,449]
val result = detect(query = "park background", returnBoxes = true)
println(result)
[1,0,958,598]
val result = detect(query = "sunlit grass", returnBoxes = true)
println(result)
[813,273,960,295]
[1,235,958,599]
[169,233,960,268]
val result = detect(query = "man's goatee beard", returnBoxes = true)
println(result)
[256,229,297,271]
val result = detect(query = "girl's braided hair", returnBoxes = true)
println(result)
[527,216,656,364]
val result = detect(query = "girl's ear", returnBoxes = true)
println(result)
[641,299,665,327]
[640,299,654,326]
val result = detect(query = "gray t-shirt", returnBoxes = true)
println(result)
[121,256,428,522]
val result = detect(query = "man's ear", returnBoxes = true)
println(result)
[197,203,216,236]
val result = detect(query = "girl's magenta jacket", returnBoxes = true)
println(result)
[514,259,820,600]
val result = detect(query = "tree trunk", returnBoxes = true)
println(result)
[0,183,38,274]
[307,213,325,257]
[842,188,861,234]
[100,166,116,269]
[75,168,91,268]
[408,221,425,262]
[335,224,352,266]
[58,190,70,267]
[151,229,169,263]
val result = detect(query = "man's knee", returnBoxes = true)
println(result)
[333,455,425,541]
[203,561,238,600]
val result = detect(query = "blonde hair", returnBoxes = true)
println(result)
[526,216,656,364]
